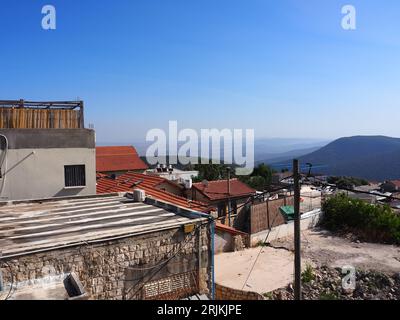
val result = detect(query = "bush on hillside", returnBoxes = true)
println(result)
[321,194,400,244]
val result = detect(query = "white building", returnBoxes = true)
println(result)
[0,100,96,201]
[146,165,198,188]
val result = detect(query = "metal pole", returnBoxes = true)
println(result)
[80,100,85,129]
[227,168,231,227]
[293,159,302,300]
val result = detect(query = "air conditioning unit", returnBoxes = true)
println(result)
[133,189,146,202]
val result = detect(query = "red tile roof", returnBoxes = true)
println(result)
[96,172,210,213]
[96,146,148,172]
[192,179,256,201]
[215,222,248,236]
[390,180,400,188]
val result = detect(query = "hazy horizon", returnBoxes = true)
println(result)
[1,0,400,142]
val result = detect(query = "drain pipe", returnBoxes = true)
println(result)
[0,269,3,292]
[210,218,215,300]
[182,210,215,300]
[188,211,215,300]
[0,252,3,292]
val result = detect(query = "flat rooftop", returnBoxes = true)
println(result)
[0,193,204,258]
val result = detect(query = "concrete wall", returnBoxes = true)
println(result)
[250,209,322,246]
[215,230,234,254]
[215,231,247,254]
[0,227,211,300]
[0,129,95,149]
[0,129,96,200]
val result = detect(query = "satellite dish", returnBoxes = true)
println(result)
[202,180,209,188]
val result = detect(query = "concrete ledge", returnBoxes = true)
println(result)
[0,192,121,206]
[0,129,95,149]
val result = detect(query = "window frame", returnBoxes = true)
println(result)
[64,164,86,188]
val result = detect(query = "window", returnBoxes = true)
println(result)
[64,165,86,187]
[217,203,226,217]
[231,199,238,215]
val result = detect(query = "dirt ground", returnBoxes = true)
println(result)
[215,228,400,295]
[273,229,400,274]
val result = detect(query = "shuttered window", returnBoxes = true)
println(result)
[64,165,86,187]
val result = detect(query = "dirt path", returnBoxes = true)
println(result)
[272,229,400,274]
[215,229,400,295]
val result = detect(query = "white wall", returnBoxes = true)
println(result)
[0,148,96,201]
[214,230,234,254]
[250,209,322,246]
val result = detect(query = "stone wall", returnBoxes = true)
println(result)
[215,283,265,300]
[0,226,211,300]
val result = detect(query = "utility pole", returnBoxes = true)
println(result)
[293,159,302,300]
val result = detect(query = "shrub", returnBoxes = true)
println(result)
[301,264,316,283]
[321,194,400,244]
[319,292,339,300]
[263,292,274,300]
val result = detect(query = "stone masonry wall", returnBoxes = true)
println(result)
[0,226,210,300]
[215,283,265,300]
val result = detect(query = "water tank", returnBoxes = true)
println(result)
[133,189,146,202]
[184,179,193,189]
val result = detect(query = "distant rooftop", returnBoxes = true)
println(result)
[0,193,204,258]
[97,172,210,213]
[192,179,256,201]
[96,146,148,172]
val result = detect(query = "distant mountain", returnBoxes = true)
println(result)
[255,146,322,165]
[254,138,330,155]
[273,136,400,181]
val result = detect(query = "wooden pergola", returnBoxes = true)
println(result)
[0,100,85,129]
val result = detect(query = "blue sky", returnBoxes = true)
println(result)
[0,0,399,143]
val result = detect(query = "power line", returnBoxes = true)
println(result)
[240,207,284,290]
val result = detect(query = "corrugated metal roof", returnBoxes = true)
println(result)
[0,193,204,258]
[96,146,148,172]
